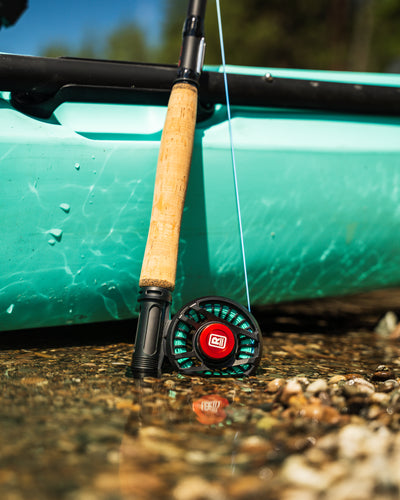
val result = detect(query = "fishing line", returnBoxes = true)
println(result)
[215,0,251,312]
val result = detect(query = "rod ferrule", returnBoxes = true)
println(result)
[176,0,207,86]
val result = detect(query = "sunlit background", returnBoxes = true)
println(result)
[1,0,400,72]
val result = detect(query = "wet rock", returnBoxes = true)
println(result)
[281,488,318,500]
[389,388,400,405]
[341,377,375,397]
[287,393,308,408]
[299,402,341,424]
[328,375,346,384]
[390,322,400,339]
[265,378,285,393]
[280,379,303,405]
[185,450,219,465]
[238,435,271,454]
[375,379,399,393]
[119,470,167,499]
[225,407,251,424]
[256,415,280,431]
[371,365,395,381]
[281,455,331,491]
[172,476,226,500]
[367,404,382,419]
[139,427,182,459]
[258,402,274,412]
[164,379,176,389]
[306,378,328,394]
[20,376,48,386]
[228,475,269,499]
[369,391,390,404]
[316,433,339,454]
[375,311,398,337]
[330,394,347,410]
[337,424,375,460]
[323,476,374,500]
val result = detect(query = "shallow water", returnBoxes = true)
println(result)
[2,290,400,500]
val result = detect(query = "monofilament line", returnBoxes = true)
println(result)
[216,0,251,312]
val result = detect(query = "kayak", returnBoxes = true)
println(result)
[1,53,400,332]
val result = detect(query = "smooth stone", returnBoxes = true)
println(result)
[173,476,226,500]
[306,378,328,394]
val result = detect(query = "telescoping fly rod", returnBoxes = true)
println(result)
[130,0,262,379]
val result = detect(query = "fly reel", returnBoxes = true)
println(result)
[164,296,262,377]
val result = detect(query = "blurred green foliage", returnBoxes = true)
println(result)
[42,0,400,72]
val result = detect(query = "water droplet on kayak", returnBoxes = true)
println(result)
[48,228,63,241]
[48,239,56,246]
[6,304,14,314]
[59,203,70,213]
[93,170,97,174]
[74,162,80,170]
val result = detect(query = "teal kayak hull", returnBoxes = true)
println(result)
[1,64,400,331]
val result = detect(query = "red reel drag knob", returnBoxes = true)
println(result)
[164,296,262,377]
[197,323,236,360]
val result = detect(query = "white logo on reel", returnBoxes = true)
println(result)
[208,333,227,349]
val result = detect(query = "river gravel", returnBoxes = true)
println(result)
[1,289,400,499]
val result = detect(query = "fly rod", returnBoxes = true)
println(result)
[130,0,207,378]
[130,0,262,379]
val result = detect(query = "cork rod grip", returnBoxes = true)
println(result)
[139,82,198,291]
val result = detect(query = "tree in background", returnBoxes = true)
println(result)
[199,0,400,72]
[42,22,152,62]
[372,0,400,72]
[105,23,150,62]
[41,0,400,73]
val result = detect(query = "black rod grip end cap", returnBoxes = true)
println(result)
[130,286,172,379]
